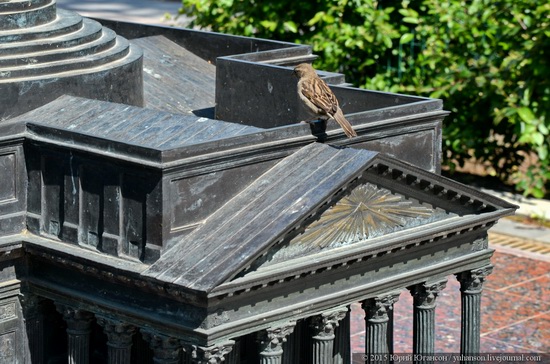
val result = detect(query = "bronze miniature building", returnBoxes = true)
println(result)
[0,1,516,363]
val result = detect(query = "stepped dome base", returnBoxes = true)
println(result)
[0,4,143,120]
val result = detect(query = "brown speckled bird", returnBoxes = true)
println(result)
[294,63,357,138]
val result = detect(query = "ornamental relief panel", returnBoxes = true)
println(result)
[0,331,15,363]
[0,302,16,322]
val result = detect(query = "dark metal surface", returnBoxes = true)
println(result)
[12,93,313,176]
[94,17,445,172]
[214,59,446,172]
[215,59,443,128]
[144,142,516,296]
[17,95,261,151]
[132,36,217,115]
[0,120,26,237]
[0,0,55,30]
[144,143,378,291]
[95,18,299,65]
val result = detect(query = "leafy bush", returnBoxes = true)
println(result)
[180,0,550,197]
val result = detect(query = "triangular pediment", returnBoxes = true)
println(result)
[143,143,515,294]
[239,181,453,273]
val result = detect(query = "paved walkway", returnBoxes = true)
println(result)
[484,188,550,245]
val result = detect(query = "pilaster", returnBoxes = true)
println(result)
[20,294,46,364]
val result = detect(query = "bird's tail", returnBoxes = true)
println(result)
[333,108,357,138]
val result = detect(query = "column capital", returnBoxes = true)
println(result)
[55,304,94,333]
[96,316,136,347]
[362,291,401,323]
[189,341,234,364]
[257,321,296,356]
[141,330,181,363]
[19,293,46,316]
[311,307,348,340]
[456,265,493,294]
[408,279,447,309]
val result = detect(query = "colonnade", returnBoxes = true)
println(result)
[21,265,492,363]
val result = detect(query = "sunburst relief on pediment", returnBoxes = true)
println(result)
[247,182,454,271]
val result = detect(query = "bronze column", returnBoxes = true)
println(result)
[56,305,94,364]
[96,316,136,364]
[257,322,295,364]
[141,330,182,364]
[456,265,493,363]
[408,279,447,363]
[362,292,400,364]
[311,307,348,364]
[333,306,351,364]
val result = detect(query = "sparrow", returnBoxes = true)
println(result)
[294,63,357,138]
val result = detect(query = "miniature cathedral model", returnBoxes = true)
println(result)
[0,1,515,363]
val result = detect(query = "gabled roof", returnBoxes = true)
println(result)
[144,142,516,294]
[143,143,378,291]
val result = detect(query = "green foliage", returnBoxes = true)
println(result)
[180,0,550,197]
